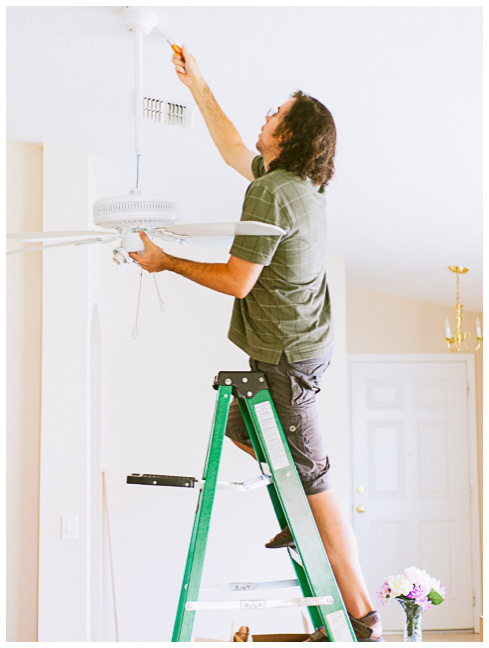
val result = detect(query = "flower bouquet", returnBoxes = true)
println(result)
[377,566,446,642]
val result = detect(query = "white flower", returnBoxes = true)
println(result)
[387,575,412,597]
[403,566,431,587]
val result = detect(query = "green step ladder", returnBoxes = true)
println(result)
[127,371,357,642]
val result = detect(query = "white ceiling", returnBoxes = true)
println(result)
[6,5,483,311]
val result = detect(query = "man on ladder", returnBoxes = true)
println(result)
[130,44,383,643]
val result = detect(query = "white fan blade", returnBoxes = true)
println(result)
[7,230,117,242]
[155,221,286,238]
[164,236,238,248]
[7,237,118,255]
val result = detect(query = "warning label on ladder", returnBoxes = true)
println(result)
[326,610,354,642]
[254,402,290,470]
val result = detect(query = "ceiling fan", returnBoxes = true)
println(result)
[7,6,284,265]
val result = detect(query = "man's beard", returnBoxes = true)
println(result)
[256,136,263,154]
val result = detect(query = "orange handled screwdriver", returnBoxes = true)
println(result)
[157,27,184,60]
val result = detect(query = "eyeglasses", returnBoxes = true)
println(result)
[266,108,279,119]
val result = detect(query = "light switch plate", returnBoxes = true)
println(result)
[61,514,78,540]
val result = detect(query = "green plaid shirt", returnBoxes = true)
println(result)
[228,156,333,364]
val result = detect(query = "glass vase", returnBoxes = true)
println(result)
[398,598,423,642]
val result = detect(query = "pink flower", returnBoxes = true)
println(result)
[376,582,391,608]
[407,584,431,611]
[438,585,447,599]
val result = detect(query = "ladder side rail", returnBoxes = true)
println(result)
[238,388,356,642]
[235,395,267,465]
[235,396,288,533]
[236,395,324,629]
[172,385,233,642]
[235,397,284,518]
[236,392,326,630]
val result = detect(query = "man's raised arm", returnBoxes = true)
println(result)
[172,44,256,181]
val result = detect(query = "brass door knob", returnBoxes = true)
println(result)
[356,505,366,513]
[356,485,365,495]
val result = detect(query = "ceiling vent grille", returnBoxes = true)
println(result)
[143,98,193,128]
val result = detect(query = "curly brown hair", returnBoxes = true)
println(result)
[268,91,336,189]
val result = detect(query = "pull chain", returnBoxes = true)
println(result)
[153,275,165,311]
[132,270,143,339]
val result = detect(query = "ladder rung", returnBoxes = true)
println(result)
[186,595,334,611]
[201,579,300,591]
[204,475,273,492]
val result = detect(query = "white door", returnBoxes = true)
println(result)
[350,358,476,631]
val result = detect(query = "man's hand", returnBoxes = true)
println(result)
[129,232,169,273]
[171,44,203,90]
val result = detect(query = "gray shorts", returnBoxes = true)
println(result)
[225,352,333,495]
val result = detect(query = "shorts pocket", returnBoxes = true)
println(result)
[287,360,328,406]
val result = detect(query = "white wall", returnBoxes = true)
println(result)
[37,143,103,641]
[6,140,43,642]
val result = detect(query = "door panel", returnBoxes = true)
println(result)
[350,361,473,631]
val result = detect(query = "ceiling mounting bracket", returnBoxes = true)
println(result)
[121,6,159,35]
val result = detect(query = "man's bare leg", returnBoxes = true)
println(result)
[232,441,381,634]
[307,490,375,619]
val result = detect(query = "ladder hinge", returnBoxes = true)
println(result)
[213,371,269,399]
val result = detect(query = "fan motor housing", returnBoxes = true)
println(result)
[122,7,159,36]
[93,194,179,232]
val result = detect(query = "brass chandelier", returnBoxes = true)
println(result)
[444,266,482,352]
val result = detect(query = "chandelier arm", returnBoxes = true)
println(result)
[446,340,458,353]
[463,331,482,352]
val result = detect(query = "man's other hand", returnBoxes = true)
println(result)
[129,232,168,273]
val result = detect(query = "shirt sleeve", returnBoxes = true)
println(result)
[229,179,288,267]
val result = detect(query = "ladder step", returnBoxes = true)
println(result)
[127,473,272,492]
[186,595,334,611]
[201,579,300,591]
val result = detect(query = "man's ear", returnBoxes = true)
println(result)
[278,128,293,145]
